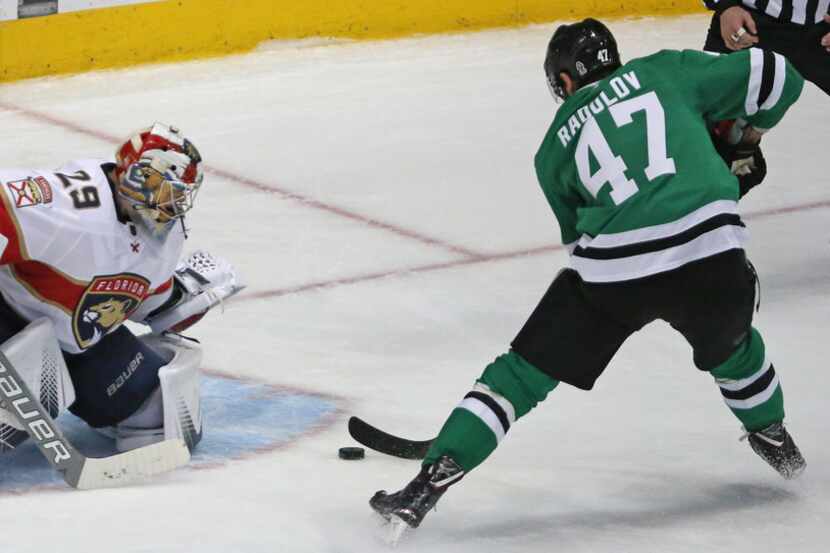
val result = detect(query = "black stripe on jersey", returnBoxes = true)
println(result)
[780,0,794,22]
[806,0,820,23]
[465,391,510,433]
[720,365,777,400]
[572,214,745,261]
[755,0,772,15]
[758,51,777,108]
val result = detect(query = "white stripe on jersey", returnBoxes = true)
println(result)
[575,199,738,250]
[723,374,780,410]
[765,0,783,18]
[571,225,748,283]
[817,0,830,23]
[0,235,6,259]
[746,49,764,116]
[760,52,786,112]
[716,356,772,391]
[792,0,808,24]
[458,397,507,442]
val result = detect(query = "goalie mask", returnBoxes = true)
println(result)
[114,123,203,239]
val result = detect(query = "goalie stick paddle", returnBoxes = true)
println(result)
[347,416,434,460]
[0,350,190,490]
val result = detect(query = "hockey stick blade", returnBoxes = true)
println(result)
[348,416,433,460]
[70,439,191,490]
[0,350,190,489]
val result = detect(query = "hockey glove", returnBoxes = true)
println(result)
[146,250,245,334]
[710,119,767,198]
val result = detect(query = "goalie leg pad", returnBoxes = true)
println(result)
[66,326,168,428]
[118,334,203,452]
[0,318,76,453]
[158,336,203,451]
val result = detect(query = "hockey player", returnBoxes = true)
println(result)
[0,123,241,455]
[703,1,829,95]
[370,19,806,532]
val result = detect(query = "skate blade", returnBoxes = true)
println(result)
[784,461,806,480]
[386,514,411,547]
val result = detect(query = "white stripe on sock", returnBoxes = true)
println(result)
[716,356,771,391]
[472,382,516,425]
[724,374,779,410]
[458,397,506,443]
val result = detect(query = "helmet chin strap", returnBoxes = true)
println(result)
[178,217,189,240]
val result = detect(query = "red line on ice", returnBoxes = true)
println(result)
[0,101,483,259]
[3,101,829,302]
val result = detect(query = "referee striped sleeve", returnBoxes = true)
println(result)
[793,0,808,24]
[815,1,829,24]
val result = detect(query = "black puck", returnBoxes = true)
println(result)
[338,446,365,460]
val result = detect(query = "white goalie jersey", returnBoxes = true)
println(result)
[0,159,184,354]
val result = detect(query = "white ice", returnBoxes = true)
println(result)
[0,13,828,553]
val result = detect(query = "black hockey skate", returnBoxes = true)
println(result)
[743,422,806,480]
[370,455,464,530]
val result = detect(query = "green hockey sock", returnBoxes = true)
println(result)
[424,350,558,472]
[710,327,784,432]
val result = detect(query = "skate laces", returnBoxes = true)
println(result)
[428,457,465,488]
[739,423,785,447]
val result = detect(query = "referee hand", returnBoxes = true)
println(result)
[720,6,759,51]
[822,15,830,52]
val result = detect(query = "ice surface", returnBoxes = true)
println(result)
[0,14,827,553]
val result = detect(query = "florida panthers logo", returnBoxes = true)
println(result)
[73,274,150,349]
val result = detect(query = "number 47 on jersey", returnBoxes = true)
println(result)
[576,91,676,205]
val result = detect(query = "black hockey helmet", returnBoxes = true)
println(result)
[544,18,621,101]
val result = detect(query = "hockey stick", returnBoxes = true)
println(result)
[348,416,434,460]
[0,350,190,490]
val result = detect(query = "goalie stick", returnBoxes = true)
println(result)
[0,350,190,490]
[347,416,434,460]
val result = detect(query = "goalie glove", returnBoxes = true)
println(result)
[146,251,245,334]
[711,119,767,198]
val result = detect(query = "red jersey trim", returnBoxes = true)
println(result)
[11,261,88,315]
[150,277,174,296]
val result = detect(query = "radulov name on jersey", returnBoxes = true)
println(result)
[72,273,150,349]
[556,70,642,148]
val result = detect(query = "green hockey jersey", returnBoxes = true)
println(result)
[535,48,804,283]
